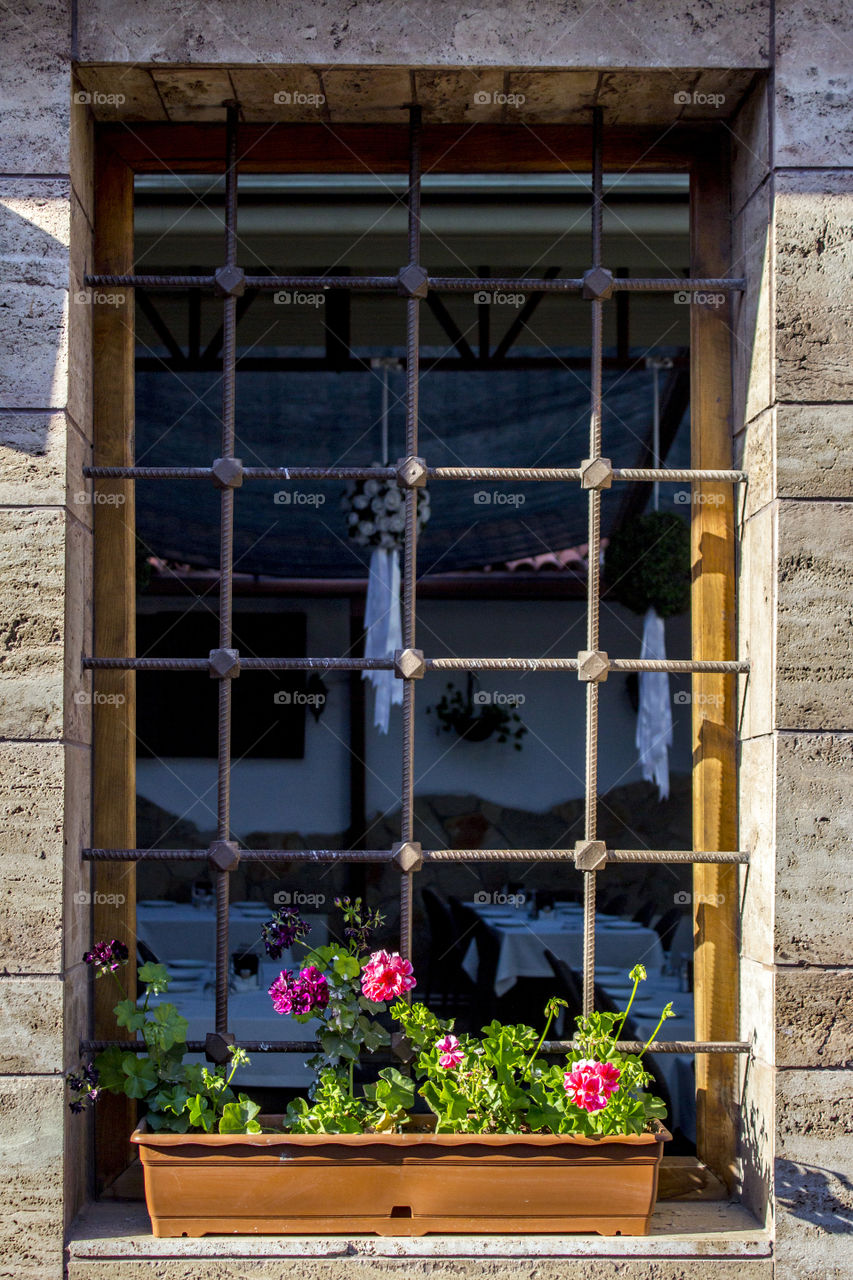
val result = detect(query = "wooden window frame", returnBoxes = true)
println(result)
[90,120,739,1193]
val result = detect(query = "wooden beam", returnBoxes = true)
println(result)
[689,131,739,1190]
[100,122,697,175]
[92,141,137,1189]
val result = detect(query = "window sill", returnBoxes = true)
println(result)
[68,1201,771,1274]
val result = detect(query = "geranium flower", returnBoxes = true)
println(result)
[269,966,329,1016]
[83,939,129,976]
[563,1058,621,1113]
[361,950,416,1003]
[261,908,309,960]
[435,1034,464,1069]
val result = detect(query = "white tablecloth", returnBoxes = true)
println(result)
[144,959,320,1088]
[136,903,328,963]
[463,904,666,998]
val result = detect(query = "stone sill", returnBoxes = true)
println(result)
[68,1201,771,1263]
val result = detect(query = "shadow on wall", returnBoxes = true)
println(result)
[776,1160,853,1233]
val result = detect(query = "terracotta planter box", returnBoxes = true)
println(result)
[132,1118,670,1237]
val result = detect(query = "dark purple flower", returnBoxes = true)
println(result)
[83,939,129,976]
[67,1062,100,1111]
[261,909,310,960]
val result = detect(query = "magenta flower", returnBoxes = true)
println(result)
[563,1059,622,1113]
[269,966,329,1016]
[361,950,416,1003]
[435,1034,464,1069]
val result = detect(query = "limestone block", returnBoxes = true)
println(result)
[731,77,770,219]
[0,411,90,513]
[775,1070,853,1280]
[776,500,853,731]
[0,179,70,411]
[775,1,853,167]
[776,967,853,1067]
[734,405,773,521]
[151,68,237,122]
[737,501,775,741]
[322,68,411,122]
[740,956,774,1065]
[0,976,62,1072]
[0,0,70,173]
[0,508,66,739]
[733,183,772,429]
[229,67,327,123]
[775,173,853,404]
[0,741,63,971]
[738,734,775,965]
[75,65,167,122]
[75,1,771,69]
[0,1077,64,1276]
[775,733,853,966]
[63,743,92,972]
[775,403,853,500]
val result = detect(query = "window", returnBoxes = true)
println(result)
[85,106,747,1192]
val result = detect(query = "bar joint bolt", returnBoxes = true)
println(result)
[574,840,608,871]
[397,264,429,298]
[209,648,240,679]
[396,456,428,489]
[205,1031,236,1064]
[392,841,423,873]
[208,840,241,873]
[212,456,243,489]
[577,650,610,682]
[582,266,614,300]
[213,264,246,297]
[394,648,425,680]
[580,457,613,489]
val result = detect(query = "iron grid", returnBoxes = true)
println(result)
[83,103,749,1062]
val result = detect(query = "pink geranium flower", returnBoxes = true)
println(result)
[269,966,329,1016]
[563,1058,621,1113]
[361,950,416,1003]
[435,1034,464,1069]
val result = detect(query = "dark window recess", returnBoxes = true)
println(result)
[136,611,308,759]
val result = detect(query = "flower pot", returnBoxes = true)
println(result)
[132,1118,670,1238]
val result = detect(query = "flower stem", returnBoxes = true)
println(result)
[612,971,642,1041]
[639,1009,671,1058]
[524,1005,557,1078]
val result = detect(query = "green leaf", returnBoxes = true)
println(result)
[113,999,147,1033]
[94,1046,129,1092]
[138,962,170,994]
[332,954,361,981]
[121,1055,158,1099]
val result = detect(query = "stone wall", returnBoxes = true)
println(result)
[0,4,94,1275]
[0,1,851,1277]
[731,14,853,1274]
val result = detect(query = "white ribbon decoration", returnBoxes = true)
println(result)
[362,546,403,734]
[635,606,673,801]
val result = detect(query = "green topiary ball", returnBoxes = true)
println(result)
[604,511,690,618]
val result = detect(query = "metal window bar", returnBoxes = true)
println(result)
[83,102,750,1062]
